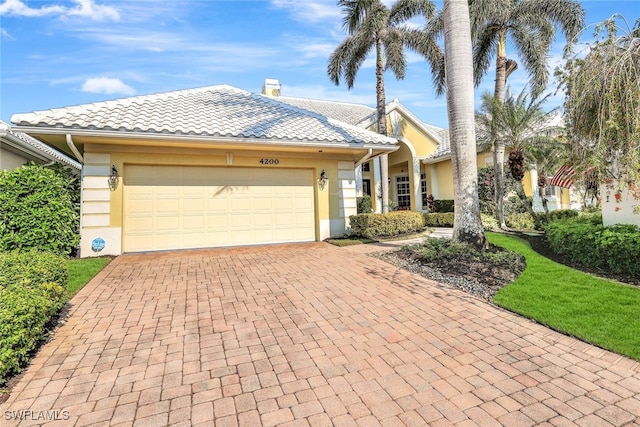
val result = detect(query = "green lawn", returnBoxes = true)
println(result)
[489,232,640,361]
[67,257,112,295]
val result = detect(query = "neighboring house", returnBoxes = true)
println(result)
[11,85,397,257]
[425,109,576,214]
[0,120,80,172]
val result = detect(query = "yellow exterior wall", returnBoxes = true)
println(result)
[523,171,534,197]
[426,151,495,201]
[398,121,438,158]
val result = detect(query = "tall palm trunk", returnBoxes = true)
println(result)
[493,29,508,229]
[375,36,390,213]
[443,0,487,249]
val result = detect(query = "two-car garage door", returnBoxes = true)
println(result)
[123,165,315,252]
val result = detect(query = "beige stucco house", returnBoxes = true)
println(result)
[11,85,398,257]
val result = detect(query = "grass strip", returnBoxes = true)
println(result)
[489,232,640,361]
[67,257,112,296]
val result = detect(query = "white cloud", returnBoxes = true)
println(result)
[81,77,136,95]
[0,0,119,21]
[66,0,120,21]
[0,28,14,40]
[270,0,341,24]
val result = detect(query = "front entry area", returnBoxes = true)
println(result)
[123,165,315,252]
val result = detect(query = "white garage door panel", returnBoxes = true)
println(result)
[123,165,315,252]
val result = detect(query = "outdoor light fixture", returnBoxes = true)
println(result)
[318,169,328,189]
[108,165,119,191]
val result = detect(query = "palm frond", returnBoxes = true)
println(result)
[389,0,435,26]
[383,28,407,79]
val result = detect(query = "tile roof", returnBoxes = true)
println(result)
[11,85,397,146]
[0,121,81,170]
[274,96,375,126]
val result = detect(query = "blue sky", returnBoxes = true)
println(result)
[1,0,638,128]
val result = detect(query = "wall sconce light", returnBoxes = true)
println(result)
[318,169,328,189]
[108,165,119,191]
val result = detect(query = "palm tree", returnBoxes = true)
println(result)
[443,0,487,248]
[408,0,584,227]
[472,0,584,228]
[328,0,434,213]
[477,88,564,228]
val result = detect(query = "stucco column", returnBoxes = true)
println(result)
[355,164,363,197]
[373,156,383,213]
[412,158,423,211]
[380,154,389,213]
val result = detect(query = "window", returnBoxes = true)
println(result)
[362,179,371,197]
[362,162,370,172]
[544,186,557,197]
[396,176,411,209]
[421,173,428,206]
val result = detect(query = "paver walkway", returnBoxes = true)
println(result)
[2,242,639,426]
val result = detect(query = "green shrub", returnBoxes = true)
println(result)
[481,214,500,231]
[505,212,536,230]
[433,199,455,213]
[0,281,67,384]
[423,212,454,227]
[0,165,79,255]
[0,251,68,289]
[504,195,528,216]
[356,195,372,214]
[408,237,523,267]
[349,211,425,238]
[548,209,579,221]
[545,218,640,276]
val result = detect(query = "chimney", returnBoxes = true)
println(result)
[262,79,281,97]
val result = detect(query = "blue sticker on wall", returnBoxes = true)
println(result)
[92,237,106,252]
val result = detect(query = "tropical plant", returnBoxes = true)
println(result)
[477,88,564,229]
[328,0,435,212]
[559,15,640,192]
[406,0,584,228]
[473,0,584,229]
[443,0,486,249]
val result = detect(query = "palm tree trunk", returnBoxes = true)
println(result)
[375,36,390,213]
[516,181,542,229]
[539,187,551,222]
[493,29,508,229]
[443,0,487,249]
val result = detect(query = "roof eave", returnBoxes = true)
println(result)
[14,127,399,153]
[0,128,81,170]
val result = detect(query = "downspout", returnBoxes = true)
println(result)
[355,148,373,167]
[66,134,84,163]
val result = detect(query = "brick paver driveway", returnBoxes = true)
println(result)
[3,243,640,426]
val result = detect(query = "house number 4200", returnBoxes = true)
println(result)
[259,159,279,165]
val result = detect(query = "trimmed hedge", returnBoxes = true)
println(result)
[0,251,68,385]
[0,251,68,289]
[349,211,425,238]
[506,212,536,230]
[546,218,640,276]
[424,212,454,227]
[0,165,79,255]
[433,199,454,213]
[356,195,372,214]
[423,213,500,231]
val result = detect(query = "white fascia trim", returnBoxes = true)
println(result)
[16,127,399,153]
